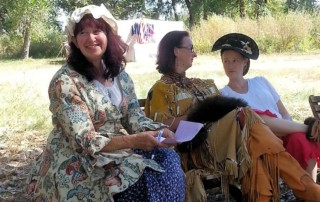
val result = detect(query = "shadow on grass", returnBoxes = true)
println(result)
[48,57,67,65]
[0,131,45,202]
[0,151,36,202]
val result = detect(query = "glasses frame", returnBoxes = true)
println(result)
[177,46,194,52]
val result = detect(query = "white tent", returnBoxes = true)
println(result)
[117,19,185,62]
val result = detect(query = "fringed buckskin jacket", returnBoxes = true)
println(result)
[145,73,288,202]
[145,74,223,201]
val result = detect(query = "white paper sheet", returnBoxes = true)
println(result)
[160,120,203,144]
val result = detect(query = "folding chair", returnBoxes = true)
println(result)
[308,95,320,183]
[309,95,320,120]
[138,98,146,111]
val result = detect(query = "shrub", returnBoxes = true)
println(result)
[191,12,320,54]
[0,34,23,59]
[29,30,66,58]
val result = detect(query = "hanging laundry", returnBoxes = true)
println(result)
[125,23,139,62]
[136,22,155,44]
[144,23,155,43]
[137,21,146,44]
[131,22,140,35]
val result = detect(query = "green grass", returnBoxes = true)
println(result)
[0,54,320,141]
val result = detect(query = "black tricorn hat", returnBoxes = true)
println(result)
[211,33,259,60]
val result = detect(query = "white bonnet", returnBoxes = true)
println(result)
[64,4,118,39]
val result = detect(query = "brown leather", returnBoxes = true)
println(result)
[293,175,320,201]
[278,152,320,201]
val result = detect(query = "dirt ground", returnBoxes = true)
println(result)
[0,53,319,201]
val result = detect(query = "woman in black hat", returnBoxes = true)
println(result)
[214,33,320,182]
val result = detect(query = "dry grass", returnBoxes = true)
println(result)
[0,53,320,201]
[191,13,320,54]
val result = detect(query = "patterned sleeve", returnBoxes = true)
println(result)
[145,79,220,122]
[118,71,165,133]
[48,69,111,173]
[145,81,179,122]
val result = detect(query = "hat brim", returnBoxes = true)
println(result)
[211,33,259,60]
[65,4,118,39]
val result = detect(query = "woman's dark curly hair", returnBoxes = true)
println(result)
[67,14,128,81]
[156,31,190,74]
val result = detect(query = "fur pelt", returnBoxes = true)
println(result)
[187,95,248,123]
[177,95,248,153]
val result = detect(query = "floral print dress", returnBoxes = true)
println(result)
[27,64,185,202]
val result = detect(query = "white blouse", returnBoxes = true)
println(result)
[93,77,122,107]
[220,76,281,118]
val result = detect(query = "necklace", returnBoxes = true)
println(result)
[161,72,192,88]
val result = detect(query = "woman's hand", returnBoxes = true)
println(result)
[161,128,175,139]
[131,128,175,151]
[102,128,176,152]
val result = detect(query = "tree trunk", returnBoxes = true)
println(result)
[22,22,31,59]
[239,0,245,18]
[171,0,179,21]
[255,0,267,19]
[155,0,164,19]
[184,0,194,28]
[185,0,203,28]
[203,0,208,20]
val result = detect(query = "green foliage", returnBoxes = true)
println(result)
[285,0,319,13]
[205,0,239,18]
[0,0,58,58]
[0,82,51,132]
[0,34,23,59]
[244,0,286,18]
[310,14,320,49]
[113,0,145,19]
[191,12,320,54]
[1,0,320,58]
[266,0,287,15]
[2,0,52,32]
[55,0,146,19]
[30,30,66,58]
[0,29,65,59]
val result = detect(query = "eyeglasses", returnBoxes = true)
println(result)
[177,46,194,52]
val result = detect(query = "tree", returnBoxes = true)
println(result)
[171,0,180,20]
[1,0,54,59]
[239,0,246,18]
[55,0,146,20]
[184,0,202,28]
[286,0,319,12]
[2,0,319,58]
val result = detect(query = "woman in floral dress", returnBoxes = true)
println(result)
[27,4,185,202]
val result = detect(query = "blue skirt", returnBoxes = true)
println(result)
[114,148,185,202]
